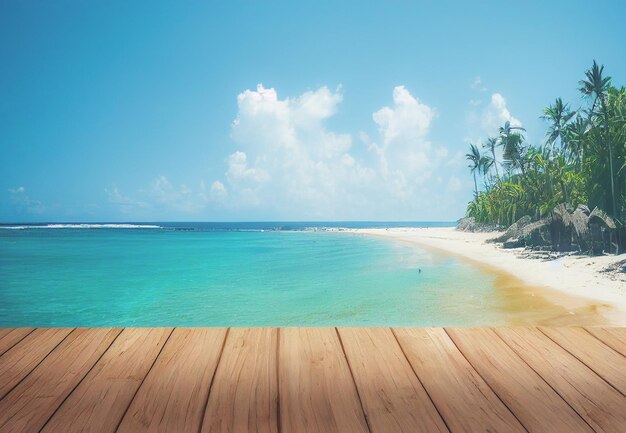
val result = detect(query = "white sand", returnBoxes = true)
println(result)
[348,227,626,325]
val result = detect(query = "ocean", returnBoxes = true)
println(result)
[0,222,527,327]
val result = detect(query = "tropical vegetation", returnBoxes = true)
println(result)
[465,61,626,251]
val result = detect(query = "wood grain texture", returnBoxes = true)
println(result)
[279,327,369,433]
[339,328,449,433]
[41,327,173,433]
[116,328,227,433]
[0,327,624,433]
[496,327,626,433]
[446,327,594,433]
[585,327,626,357]
[202,328,278,433]
[0,328,34,357]
[0,328,73,399]
[394,327,526,433]
[540,327,626,395]
[0,328,121,433]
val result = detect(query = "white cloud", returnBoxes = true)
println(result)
[207,84,455,219]
[373,85,434,146]
[106,176,222,215]
[226,151,270,185]
[209,181,227,200]
[148,175,209,213]
[482,93,522,130]
[8,186,44,214]
[103,84,471,220]
[219,85,373,215]
[466,92,523,145]
[471,76,487,92]
[366,85,447,200]
[105,186,147,210]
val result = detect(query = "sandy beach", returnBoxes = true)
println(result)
[350,227,626,326]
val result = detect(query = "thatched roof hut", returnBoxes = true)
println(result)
[552,203,573,227]
[589,207,616,229]
[571,205,590,238]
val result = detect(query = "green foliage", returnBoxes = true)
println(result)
[467,182,526,225]
[465,62,626,231]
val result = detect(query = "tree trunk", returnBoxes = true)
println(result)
[473,172,478,198]
[560,180,568,204]
[602,98,617,219]
[491,148,500,180]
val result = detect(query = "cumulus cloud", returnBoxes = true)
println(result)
[217,84,374,216]
[466,92,523,145]
[373,86,434,146]
[481,93,522,131]
[367,85,445,199]
[209,181,227,200]
[206,84,457,219]
[226,151,270,184]
[103,84,470,220]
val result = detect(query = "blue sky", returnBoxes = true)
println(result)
[1,0,625,222]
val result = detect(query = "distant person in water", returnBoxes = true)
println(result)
[418,268,421,274]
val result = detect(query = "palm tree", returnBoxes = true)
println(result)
[465,143,484,197]
[483,137,500,180]
[499,121,527,175]
[579,60,616,216]
[579,61,611,114]
[563,115,588,166]
[542,98,575,155]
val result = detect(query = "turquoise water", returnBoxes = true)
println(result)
[0,223,514,327]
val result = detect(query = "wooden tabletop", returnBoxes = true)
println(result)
[0,327,624,433]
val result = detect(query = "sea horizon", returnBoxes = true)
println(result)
[0,220,457,230]
[1,222,537,328]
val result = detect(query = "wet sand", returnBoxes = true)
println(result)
[349,227,626,326]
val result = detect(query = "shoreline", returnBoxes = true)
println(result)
[348,227,626,326]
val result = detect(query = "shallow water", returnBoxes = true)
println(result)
[0,223,599,326]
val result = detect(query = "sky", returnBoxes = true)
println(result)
[1,0,625,222]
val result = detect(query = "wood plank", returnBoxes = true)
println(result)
[447,327,594,433]
[0,328,121,433]
[116,328,227,433]
[496,327,626,433]
[585,327,626,357]
[393,328,526,433]
[338,328,449,433]
[201,328,278,433]
[0,328,73,399]
[0,328,34,357]
[278,327,369,433]
[540,327,626,395]
[41,328,173,433]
